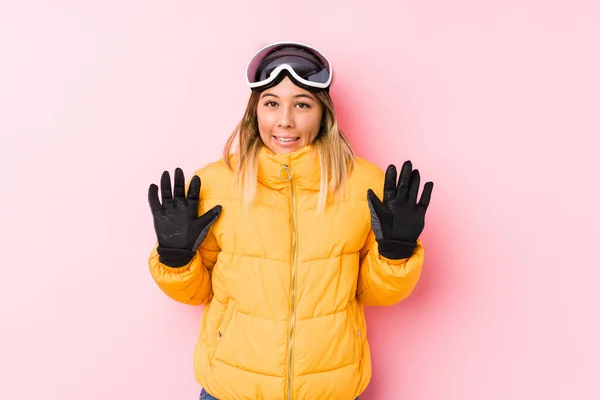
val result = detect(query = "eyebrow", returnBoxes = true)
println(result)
[261,93,315,101]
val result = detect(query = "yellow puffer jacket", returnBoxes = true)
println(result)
[148,145,424,400]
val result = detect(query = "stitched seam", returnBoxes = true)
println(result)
[199,198,369,212]
[296,359,358,376]
[219,251,289,264]
[210,357,284,378]
[295,304,350,322]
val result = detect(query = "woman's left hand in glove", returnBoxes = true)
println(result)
[367,160,434,259]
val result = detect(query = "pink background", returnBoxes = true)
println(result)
[1,1,599,399]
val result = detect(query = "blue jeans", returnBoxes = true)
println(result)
[199,389,217,400]
[200,388,358,399]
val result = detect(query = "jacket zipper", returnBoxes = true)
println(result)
[282,164,298,400]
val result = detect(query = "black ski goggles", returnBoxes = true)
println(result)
[246,42,333,92]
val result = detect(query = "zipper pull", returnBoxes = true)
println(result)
[278,164,293,181]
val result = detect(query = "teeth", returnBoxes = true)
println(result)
[275,137,298,142]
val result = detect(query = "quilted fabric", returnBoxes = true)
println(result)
[149,145,424,400]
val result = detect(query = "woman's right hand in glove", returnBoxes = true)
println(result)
[148,167,222,267]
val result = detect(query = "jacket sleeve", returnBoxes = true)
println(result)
[147,172,221,306]
[356,224,424,307]
[148,229,220,306]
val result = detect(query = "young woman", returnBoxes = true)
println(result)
[147,41,434,400]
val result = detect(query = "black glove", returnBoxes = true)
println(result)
[367,160,433,259]
[148,167,222,267]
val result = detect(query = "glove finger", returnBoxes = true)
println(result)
[367,190,393,240]
[173,168,186,202]
[187,175,201,210]
[418,181,434,212]
[160,170,174,209]
[383,165,397,204]
[148,183,162,214]
[191,205,222,251]
[203,204,222,222]
[407,169,420,205]
[396,160,412,199]
[367,189,390,213]
[193,205,222,232]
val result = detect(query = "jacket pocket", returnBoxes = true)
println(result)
[347,303,363,362]
[213,299,235,358]
[214,299,235,347]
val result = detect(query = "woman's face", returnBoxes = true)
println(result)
[256,76,324,154]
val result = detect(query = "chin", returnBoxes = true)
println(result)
[269,139,306,154]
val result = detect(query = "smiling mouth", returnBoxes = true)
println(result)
[273,136,300,142]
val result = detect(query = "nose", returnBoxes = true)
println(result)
[277,106,294,129]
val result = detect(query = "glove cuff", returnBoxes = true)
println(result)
[157,247,195,268]
[376,239,416,260]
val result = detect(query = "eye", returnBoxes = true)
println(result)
[264,101,277,107]
[296,102,311,109]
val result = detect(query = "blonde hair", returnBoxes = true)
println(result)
[223,89,356,212]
